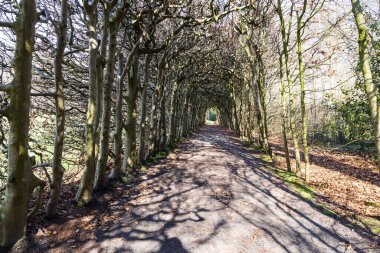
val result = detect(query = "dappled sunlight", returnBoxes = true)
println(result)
[1,0,379,251]
[34,126,375,252]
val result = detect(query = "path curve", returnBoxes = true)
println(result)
[72,126,376,252]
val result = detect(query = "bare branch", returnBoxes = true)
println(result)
[0,83,13,92]
[0,21,14,29]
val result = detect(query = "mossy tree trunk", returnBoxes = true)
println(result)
[279,53,292,172]
[0,0,45,247]
[168,77,181,145]
[111,53,124,179]
[232,86,241,136]
[94,20,119,189]
[148,54,166,156]
[243,73,254,143]
[93,9,110,167]
[114,35,142,176]
[351,0,380,171]
[296,0,311,181]
[255,45,273,160]
[277,0,302,175]
[137,54,152,163]
[46,0,69,217]
[75,0,99,204]
[239,34,273,159]
[122,52,140,175]
[159,86,167,150]
[173,94,180,141]
[176,88,187,138]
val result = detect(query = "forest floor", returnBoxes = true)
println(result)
[270,136,380,234]
[18,125,380,253]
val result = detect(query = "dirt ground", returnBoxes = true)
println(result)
[20,126,380,252]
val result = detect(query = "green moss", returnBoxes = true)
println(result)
[318,203,337,216]
[155,151,168,159]
[260,154,272,163]
[364,201,380,208]
[354,215,380,235]
[274,168,315,201]
[77,200,85,208]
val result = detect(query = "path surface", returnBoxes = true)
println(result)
[69,126,377,252]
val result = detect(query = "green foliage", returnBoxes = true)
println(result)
[333,88,373,141]
[207,108,217,121]
[155,151,168,159]
[314,16,379,149]
[317,88,374,146]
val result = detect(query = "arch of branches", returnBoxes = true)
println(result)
[0,0,376,248]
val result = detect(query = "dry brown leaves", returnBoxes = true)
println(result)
[271,138,380,217]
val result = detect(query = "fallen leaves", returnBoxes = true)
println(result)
[271,138,380,218]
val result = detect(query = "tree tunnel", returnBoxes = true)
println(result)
[2,0,375,248]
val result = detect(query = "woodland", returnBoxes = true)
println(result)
[0,0,380,251]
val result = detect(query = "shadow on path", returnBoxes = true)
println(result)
[34,125,377,253]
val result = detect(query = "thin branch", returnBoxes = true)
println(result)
[31,92,57,97]
[31,163,51,169]
[0,21,14,29]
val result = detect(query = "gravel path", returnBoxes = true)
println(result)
[78,126,377,253]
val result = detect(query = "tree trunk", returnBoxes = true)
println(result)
[168,79,179,145]
[173,95,180,141]
[351,0,380,171]
[94,22,118,189]
[0,0,45,247]
[110,53,124,179]
[46,0,68,218]
[288,75,302,176]
[255,44,274,161]
[279,53,292,171]
[122,52,139,175]
[177,92,186,138]
[94,11,109,167]
[296,14,310,182]
[277,0,302,174]
[137,54,152,163]
[279,53,292,172]
[75,1,99,204]
[148,55,165,156]
[159,90,167,150]
[232,87,241,135]
[182,94,190,137]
